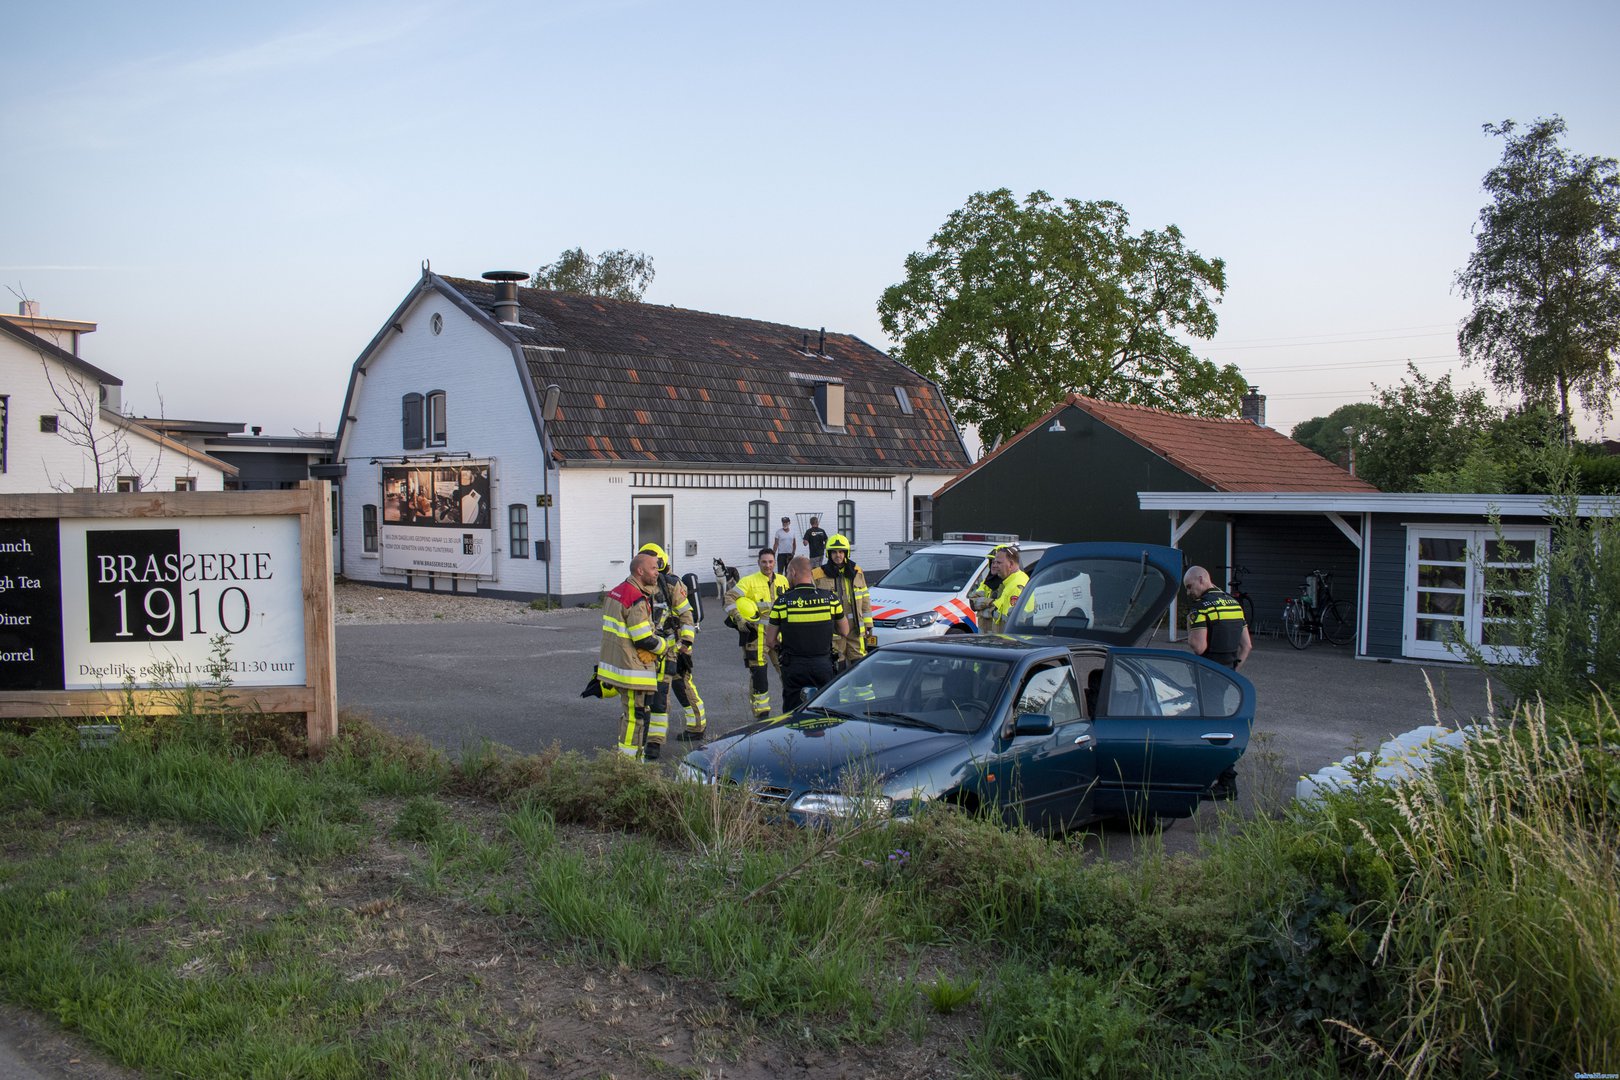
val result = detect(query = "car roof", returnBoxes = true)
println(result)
[905,540,1058,556]
[877,635,1072,661]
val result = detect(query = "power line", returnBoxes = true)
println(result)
[1208,330,1455,352]
[1240,353,1462,374]
[1206,321,1456,347]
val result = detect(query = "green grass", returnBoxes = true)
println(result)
[0,692,1613,1078]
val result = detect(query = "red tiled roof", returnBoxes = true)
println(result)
[940,393,1378,495]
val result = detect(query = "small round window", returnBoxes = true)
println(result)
[430,313,443,335]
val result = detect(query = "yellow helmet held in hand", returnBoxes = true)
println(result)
[734,596,759,621]
[638,543,669,572]
[826,534,851,553]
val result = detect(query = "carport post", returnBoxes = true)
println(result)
[1165,509,1205,642]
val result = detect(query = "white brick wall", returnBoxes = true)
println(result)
[1,335,227,493]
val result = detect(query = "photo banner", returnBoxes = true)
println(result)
[379,462,494,575]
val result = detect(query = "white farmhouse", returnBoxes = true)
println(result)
[1,306,233,494]
[327,268,971,602]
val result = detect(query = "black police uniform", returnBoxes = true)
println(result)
[1188,588,1247,668]
[769,583,845,712]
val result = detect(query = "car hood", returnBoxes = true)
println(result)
[1002,542,1184,646]
[698,714,966,791]
[868,589,977,629]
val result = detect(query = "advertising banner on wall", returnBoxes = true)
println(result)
[1,515,306,691]
[379,462,494,576]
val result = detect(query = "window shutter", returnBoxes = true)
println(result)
[402,393,424,449]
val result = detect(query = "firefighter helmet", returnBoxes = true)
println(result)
[734,596,759,622]
[637,543,669,571]
[826,534,852,553]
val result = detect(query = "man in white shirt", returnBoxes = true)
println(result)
[772,517,797,563]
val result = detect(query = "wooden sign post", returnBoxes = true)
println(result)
[0,481,338,752]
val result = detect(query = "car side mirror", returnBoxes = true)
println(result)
[1011,712,1054,736]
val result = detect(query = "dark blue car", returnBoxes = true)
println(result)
[678,543,1255,831]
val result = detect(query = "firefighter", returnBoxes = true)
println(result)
[637,543,707,745]
[593,551,676,760]
[971,544,1029,634]
[811,533,875,671]
[724,547,787,717]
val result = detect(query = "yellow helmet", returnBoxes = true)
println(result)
[734,596,759,621]
[637,543,669,571]
[826,533,851,553]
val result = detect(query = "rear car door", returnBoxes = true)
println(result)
[1090,650,1252,820]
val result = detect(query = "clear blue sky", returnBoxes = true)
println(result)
[5,0,1618,441]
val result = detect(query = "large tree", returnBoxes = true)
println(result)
[877,189,1245,447]
[531,247,655,301]
[1456,116,1620,434]
[1290,402,1383,469]
[1355,364,1497,492]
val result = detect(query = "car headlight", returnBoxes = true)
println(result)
[789,792,892,819]
[891,611,941,630]
[675,761,711,785]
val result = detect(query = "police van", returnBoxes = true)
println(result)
[869,533,1056,646]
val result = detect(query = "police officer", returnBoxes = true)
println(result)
[637,543,707,746]
[811,533,874,671]
[1183,564,1250,800]
[766,556,850,713]
[724,548,788,718]
[594,551,675,760]
[972,544,1029,634]
[1183,565,1252,669]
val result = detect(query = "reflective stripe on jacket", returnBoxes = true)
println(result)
[599,578,666,690]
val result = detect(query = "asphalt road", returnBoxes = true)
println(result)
[336,609,1503,824]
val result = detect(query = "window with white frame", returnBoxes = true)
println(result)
[362,505,378,553]
[837,499,855,541]
[115,476,140,492]
[426,390,447,447]
[173,476,196,491]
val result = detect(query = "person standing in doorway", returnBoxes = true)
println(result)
[802,516,829,562]
[772,517,798,564]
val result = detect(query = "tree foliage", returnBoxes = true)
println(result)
[531,248,655,302]
[1290,402,1383,467]
[877,189,1245,447]
[1456,116,1620,433]
[1350,364,1496,492]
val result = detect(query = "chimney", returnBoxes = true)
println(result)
[251,426,262,436]
[1240,386,1266,426]
[18,300,39,318]
[482,270,527,325]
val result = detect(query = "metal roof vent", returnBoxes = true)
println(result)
[482,270,527,325]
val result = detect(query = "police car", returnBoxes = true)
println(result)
[869,533,1056,646]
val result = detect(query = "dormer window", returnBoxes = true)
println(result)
[814,381,845,429]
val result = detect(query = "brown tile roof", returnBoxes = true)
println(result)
[441,276,969,472]
[940,393,1379,496]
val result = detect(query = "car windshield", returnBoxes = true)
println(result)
[880,552,984,592]
[1003,554,1171,640]
[804,651,1012,734]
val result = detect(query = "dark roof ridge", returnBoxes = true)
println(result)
[442,275,868,346]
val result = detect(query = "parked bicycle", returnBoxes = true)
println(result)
[1224,565,1256,628]
[1282,570,1355,649]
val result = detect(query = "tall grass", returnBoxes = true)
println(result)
[2,683,1613,1078]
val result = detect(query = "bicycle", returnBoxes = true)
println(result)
[1224,565,1256,628]
[1282,569,1355,649]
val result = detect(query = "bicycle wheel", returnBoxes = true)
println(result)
[1237,594,1255,629]
[1283,602,1312,650]
[1322,601,1356,646]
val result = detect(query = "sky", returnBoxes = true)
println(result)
[5,0,1619,445]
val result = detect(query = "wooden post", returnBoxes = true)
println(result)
[300,481,338,754]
